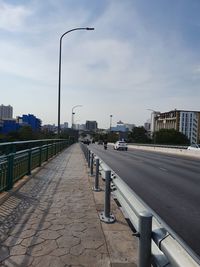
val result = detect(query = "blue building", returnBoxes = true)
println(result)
[19,114,41,132]
[0,119,20,134]
[0,114,41,135]
[111,121,127,132]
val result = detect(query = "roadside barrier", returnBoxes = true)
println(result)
[0,139,70,192]
[80,143,200,267]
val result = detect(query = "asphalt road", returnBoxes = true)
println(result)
[89,143,200,260]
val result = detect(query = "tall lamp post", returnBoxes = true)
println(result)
[110,115,113,132]
[57,27,94,136]
[71,105,82,129]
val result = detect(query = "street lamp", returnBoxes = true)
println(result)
[110,115,113,132]
[57,27,94,136]
[71,105,82,129]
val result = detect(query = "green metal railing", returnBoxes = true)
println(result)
[0,139,67,156]
[0,139,71,192]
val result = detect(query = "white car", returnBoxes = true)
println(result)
[113,141,128,151]
[187,144,200,151]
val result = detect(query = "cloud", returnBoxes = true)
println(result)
[1,0,200,127]
[0,1,31,31]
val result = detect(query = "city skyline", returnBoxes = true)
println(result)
[0,103,136,130]
[1,1,200,128]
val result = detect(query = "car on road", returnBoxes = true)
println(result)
[82,139,91,145]
[113,141,128,151]
[187,144,200,151]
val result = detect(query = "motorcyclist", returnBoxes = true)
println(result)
[104,140,108,150]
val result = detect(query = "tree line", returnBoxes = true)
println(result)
[0,126,69,142]
[1,125,191,145]
[90,127,190,145]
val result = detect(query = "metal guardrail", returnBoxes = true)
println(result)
[0,139,70,192]
[128,143,188,150]
[80,143,200,267]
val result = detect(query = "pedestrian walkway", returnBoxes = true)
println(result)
[0,144,137,267]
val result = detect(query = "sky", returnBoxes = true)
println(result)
[1,0,200,129]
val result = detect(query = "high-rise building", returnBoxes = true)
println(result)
[0,104,13,119]
[149,111,160,136]
[152,109,200,144]
[85,121,98,131]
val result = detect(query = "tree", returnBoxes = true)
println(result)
[18,126,35,140]
[6,131,20,142]
[154,129,190,145]
[107,132,119,143]
[128,126,151,143]
[92,132,119,143]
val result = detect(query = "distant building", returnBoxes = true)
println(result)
[0,119,20,134]
[124,123,135,132]
[111,121,127,132]
[0,112,41,135]
[73,124,85,130]
[110,121,129,140]
[42,124,57,133]
[144,121,151,132]
[78,124,86,131]
[18,114,41,132]
[0,104,13,120]
[144,120,151,138]
[152,110,200,144]
[85,121,98,132]
[149,111,160,137]
[61,122,68,129]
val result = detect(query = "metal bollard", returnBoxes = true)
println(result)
[83,144,86,158]
[90,153,94,176]
[85,146,88,161]
[99,170,115,223]
[93,158,102,192]
[138,211,152,267]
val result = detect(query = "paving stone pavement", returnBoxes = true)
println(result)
[0,144,138,267]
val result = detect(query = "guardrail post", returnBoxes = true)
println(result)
[90,152,94,176]
[138,211,152,267]
[6,153,14,190]
[88,150,91,168]
[28,148,32,175]
[93,158,102,192]
[84,145,86,159]
[99,170,115,223]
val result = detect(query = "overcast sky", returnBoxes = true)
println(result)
[1,0,200,128]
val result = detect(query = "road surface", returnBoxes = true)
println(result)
[89,143,200,260]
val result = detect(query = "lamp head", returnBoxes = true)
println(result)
[86,27,95,30]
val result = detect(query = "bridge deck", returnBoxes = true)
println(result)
[0,143,137,267]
